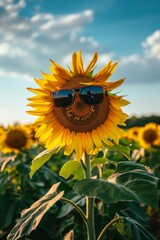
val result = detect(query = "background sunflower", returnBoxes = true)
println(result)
[138,122,160,148]
[1,125,33,153]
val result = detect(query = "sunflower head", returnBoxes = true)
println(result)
[0,126,5,149]
[27,51,129,161]
[0,126,5,138]
[1,125,33,154]
[24,123,39,142]
[127,126,140,142]
[138,123,160,149]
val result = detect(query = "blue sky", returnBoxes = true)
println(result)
[0,0,160,125]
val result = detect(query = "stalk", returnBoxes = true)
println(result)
[61,197,87,225]
[97,215,121,240]
[84,153,96,240]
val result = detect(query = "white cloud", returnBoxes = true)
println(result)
[142,30,160,59]
[3,0,26,12]
[62,30,160,84]
[0,0,13,7]
[79,36,98,47]
[0,0,96,81]
[0,0,160,86]
[114,30,160,83]
[0,43,10,55]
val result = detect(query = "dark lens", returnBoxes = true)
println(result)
[80,86,103,104]
[51,89,74,107]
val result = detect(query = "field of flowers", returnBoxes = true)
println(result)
[0,52,160,240]
[0,120,160,240]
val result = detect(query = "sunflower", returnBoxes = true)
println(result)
[1,125,33,153]
[24,123,39,142]
[126,126,140,142]
[138,123,160,149]
[0,126,5,146]
[27,51,129,161]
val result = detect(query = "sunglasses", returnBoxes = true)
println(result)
[50,85,106,108]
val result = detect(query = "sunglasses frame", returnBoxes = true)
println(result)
[50,85,106,108]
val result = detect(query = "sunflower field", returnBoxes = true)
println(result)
[0,52,160,240]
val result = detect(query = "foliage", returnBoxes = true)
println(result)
[7,182,64,240]
[0,123,160,240]
[125,115,160,128]
[0,146,75,240]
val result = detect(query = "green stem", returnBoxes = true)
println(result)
[84,153,96,240]
[97,215,121,240]
[61,197,87,225]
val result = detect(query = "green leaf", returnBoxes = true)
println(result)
[115,161,154,180]
[30,146,61,177]
[7,182,64,240]
[108,144,131,160]
[4,200,21,228]
[59,160,85,180]
[87,69,94,78]
[119,138,131,146]
[115,161,147,173]
[91,157,108,169]
[102,169,114,179]
[58,195,85,218]
[116,216,156,240]
[74,162,158,207]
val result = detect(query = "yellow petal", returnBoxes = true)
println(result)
[91,129,103,148]
[77,50,84,74]
[28,107,52,114]
[109,95,130,107]
[72,52,79,75]
[53,74,68,84]
[34,116,44,125]
[26,110,44,116]
[82,132,94,155]
[45,79,62,90]
[119,98,130,106]
[105,118,124,135]
[54,67,72,80]
[61,128,72,146]
[34,78,48,88]
[45,124,63,149]
[94,61,118,83]
[27,87,48,95]
[41,72,56,81]
[28,105,53,113]
[109,95,130,110]
[50,59,71,79]
[110,107,129,122]
[35,124,48,138]
[96,126,113,146]
[93,60,112,79]
[39,128,53,142]
[75,133,83,161]
[101,122,119,144]
[27,95,50,101]
[27,101,51,106]
[64,132,75,155]
[85,52,98,76]
[106,78,125,90]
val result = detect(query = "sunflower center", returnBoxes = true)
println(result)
[143,129,157,144]
[53,77,110,132]
[75,101,85,112]
[133,130,138,136]
[5,130,27,149]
